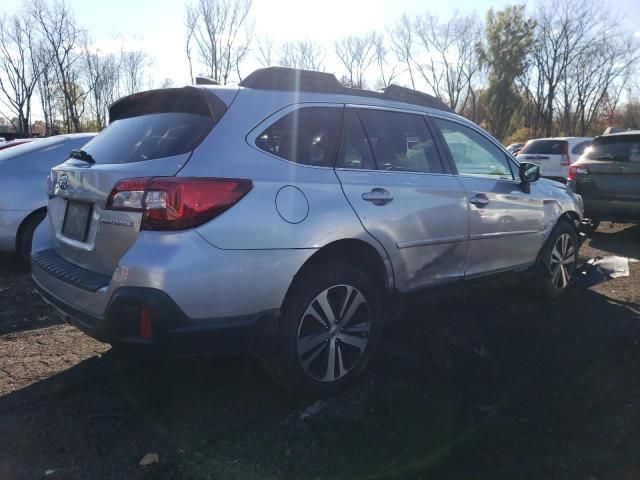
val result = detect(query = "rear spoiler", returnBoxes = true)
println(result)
[108,87,227,123]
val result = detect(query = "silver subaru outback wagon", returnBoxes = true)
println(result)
[32,67,583,396]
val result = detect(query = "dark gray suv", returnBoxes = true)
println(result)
[568,131,640,231]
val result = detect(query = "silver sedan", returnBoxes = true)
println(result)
[0,134,96,261]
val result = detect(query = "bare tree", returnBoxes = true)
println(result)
[120,48,150,95]
[255,36,275,67]
[185,15,196,84]
[413,13,483,113]
[530,0,603,136]
[34,46,58,135]
[0,13,43,135]
[389,14,416,89]
[185,0,253,84]
[84,44,119,129]
[30,0,86,133]
[335,33,376,88]
[371,31,399,88]
[562,28,639,135]
[279,40,324,71]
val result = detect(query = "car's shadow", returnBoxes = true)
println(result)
[0,253,61,335]
[2,279,639,480]
[588,224,640,259]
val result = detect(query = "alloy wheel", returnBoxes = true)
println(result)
[549,233,576,290]
[296,284,370,382]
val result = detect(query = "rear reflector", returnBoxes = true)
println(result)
[568,165,589,180]
[561,143,570,167]
[106,177,252,230]
[139,307,153,338]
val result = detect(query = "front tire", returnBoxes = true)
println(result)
[263,262,383,398]
[534,221,579,300]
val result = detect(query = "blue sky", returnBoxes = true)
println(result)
[2,0,640,87]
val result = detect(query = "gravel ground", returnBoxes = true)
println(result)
[1,224,639,479]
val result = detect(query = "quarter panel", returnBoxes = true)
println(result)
[33,228,318,320]
[0,210,27,251]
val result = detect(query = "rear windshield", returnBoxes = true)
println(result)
[585,135,640,162]
[520,139,567,155]
[81,112,215,164]
[0,137,66,163]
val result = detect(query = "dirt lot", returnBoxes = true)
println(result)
[1,224,639,480]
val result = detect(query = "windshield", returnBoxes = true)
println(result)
[585,135,640,162]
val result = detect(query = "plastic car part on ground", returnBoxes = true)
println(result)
[576,255,636,288]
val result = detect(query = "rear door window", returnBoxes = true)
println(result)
[335,109,376,170]
[520,139,567,155]
[356,108,443,173]
[256,107,342,167]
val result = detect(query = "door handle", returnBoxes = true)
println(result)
[469,194,489,207]
[362,188,393,204]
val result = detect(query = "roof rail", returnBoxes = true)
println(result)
[239,67,452,112]
[195,76,219,86]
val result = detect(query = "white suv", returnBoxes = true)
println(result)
[517,137,592,183]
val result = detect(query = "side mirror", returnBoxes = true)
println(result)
[519,162,541,183]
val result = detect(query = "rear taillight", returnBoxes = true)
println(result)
[561,143,570,167]
[568,165,589,181]
[106,177,252,230]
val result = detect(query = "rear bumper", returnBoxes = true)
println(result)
[34,281,280,356]
[581,198,640,223]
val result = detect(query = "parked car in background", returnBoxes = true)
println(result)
[0,136,5,143]
[602,127,639,135]
[31,67,583,397]
[0,138,34,151]
[517,137,592,183]
[506,142,525,155]
[0,134,96,261]
[568,131,640,232]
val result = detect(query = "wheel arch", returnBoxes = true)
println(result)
[557,210,581,232]
[283,238,394,311]
[15,207,47,253]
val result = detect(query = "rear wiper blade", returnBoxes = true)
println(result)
[69,149,95,164]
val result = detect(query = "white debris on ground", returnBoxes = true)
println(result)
[299,400,328,420]
[577,255,635,287]
[587,256,632,278]
[139,453,159,466]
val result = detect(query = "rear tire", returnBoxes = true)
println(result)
[17,210,46,266]
[263,262,383,398]
[533,221,579,300]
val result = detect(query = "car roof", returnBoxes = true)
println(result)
[526,137,592,141]
[597,130,640,138]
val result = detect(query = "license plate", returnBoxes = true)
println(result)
[62,201,92,242]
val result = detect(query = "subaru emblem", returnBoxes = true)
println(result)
[59,174,69,191]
